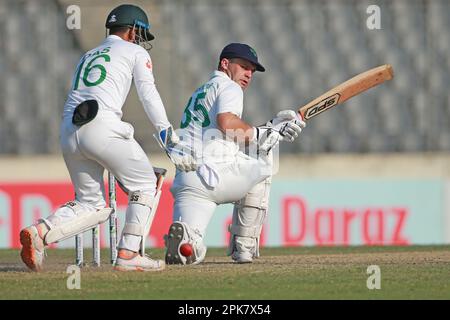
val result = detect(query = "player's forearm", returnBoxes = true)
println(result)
[136,81,171,131]
[217,112,254,143]
[133,51,172,132]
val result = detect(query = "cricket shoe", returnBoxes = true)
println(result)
[114,250,165,272]
[20,226,46,272]
[164,221,206,265]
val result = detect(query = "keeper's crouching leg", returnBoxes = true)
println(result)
[115,190,165,271]
[227,177,271,263]
[117,190,156,254]
[20,201,110,271]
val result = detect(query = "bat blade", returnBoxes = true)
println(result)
[298,64,394,121]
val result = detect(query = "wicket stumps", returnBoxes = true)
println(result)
[108,172,118,265]
[75,172,118,267]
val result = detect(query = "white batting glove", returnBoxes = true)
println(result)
[253,126,281,153]
[155,126,197,171]
[269,110,306,142]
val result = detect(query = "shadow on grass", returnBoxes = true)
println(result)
[0,264,27,272]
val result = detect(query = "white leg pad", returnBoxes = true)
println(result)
[128,190,154,207]
[122,223,144,236]
[44,202,112,244]
[227,177,271,260]
[119,194,153,252]
[119,185,161,256]
[120,169,166,254]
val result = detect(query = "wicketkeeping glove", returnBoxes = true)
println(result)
[155,126,197,171]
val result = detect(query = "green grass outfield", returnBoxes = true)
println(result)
[0,246,449,300]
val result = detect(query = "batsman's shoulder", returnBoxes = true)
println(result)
[220,80,243,97]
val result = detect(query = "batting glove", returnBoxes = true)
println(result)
[268,110,306,142]
[253,110,306,153]
[253,126,281,153]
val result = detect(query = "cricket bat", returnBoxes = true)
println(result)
[298,64,394,121]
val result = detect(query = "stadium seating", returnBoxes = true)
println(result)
[0,0,449,154]
[0,0,81,153]
[161,0,450,153]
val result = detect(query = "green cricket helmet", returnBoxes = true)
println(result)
[105,4,155,42]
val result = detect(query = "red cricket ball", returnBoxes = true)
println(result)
[180,243,194,257]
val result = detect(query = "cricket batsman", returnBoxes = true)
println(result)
[164,43,306,264]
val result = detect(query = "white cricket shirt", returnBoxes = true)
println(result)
[63,35,170,131]
[178,70,244,164]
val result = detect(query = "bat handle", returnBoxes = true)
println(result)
[298,110,306,122]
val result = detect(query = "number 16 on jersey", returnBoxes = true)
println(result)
[73,47,111,90]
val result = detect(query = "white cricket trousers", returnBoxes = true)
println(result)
[170,151,273,237]
[53,114,157,251]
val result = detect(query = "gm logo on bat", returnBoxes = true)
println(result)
[304,93,341,120]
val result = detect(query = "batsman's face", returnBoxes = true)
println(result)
[223,58,256,90]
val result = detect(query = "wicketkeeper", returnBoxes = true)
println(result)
[163,43,306,265]
[19,4,195,272]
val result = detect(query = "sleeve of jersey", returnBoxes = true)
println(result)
[133,49,171,132]
[215,83,244,117]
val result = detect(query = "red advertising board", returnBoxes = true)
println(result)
[0,180,444,248]
[0,182,174,249]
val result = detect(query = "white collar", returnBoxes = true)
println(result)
[211,70,230,80]
[105,35,123,41]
